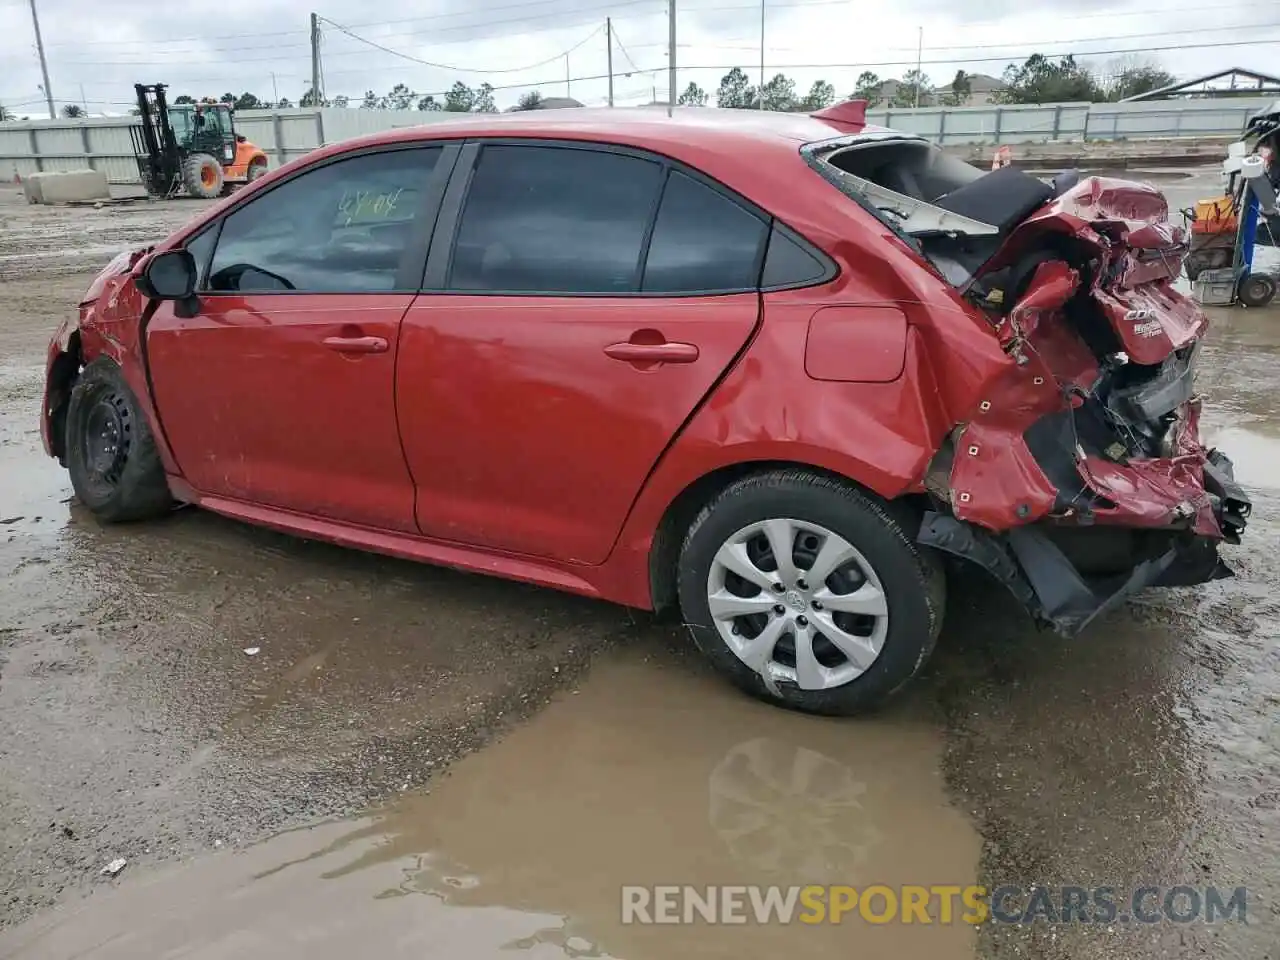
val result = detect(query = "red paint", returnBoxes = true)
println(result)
[396,295,759,564]
[804,305,907,382]
[146,295,419,532]
[40,109,1236,613]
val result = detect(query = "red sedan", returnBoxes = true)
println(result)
[41,103,1250,715]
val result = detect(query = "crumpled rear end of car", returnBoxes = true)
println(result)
[917,176,1250,634]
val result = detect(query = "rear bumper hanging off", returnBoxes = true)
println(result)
[919,451,1248,635]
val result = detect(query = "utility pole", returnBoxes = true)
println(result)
[310,13,322,106]
[913,26,923,108]
[79,83,87,115]
[759,0,765,109]
[606,18,614,107]
[565,54,571,97]
[667,0,676,117]
[271,72,280,106]
[27,0,55,119]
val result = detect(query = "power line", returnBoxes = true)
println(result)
[18,32,1280,102]
[41,0,661,48]
[321,34,1280,95]
[317,16,603,74]
[42,0,1276,51]
[49,6,660,64]
[630,21,1280,55]
[609,24,644,73]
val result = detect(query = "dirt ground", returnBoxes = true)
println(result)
[0,172,1277,960]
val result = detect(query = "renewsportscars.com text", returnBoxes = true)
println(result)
[620,884,1248,925]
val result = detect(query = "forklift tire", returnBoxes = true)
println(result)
[183,154,224,199]
[1238,273,1277,308]
[247,160,269,182]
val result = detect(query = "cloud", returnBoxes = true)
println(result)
[1,0,1277,114]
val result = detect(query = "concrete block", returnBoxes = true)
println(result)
[25,169,110,205]
[21,176,43,204]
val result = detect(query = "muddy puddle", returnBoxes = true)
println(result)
[0,651,979,960]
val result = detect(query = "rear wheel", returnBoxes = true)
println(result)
[65,358,173,523]
[182,153,224,199]
[246,159,269,182]
[1238,272,1277,308]
[677,470,945,716]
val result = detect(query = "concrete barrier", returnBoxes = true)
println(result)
[23,169,111,205]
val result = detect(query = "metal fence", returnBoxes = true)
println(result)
[0,107,463,183]
[2,96,1274,184]
[868,96,1275,145]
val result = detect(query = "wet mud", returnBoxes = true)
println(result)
[1,173,1278,959]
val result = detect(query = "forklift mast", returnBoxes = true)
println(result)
[130,83,183,196]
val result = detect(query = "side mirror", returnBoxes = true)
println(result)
[137,250,201,317]
[236,134,246,143]
[138,249,197,299]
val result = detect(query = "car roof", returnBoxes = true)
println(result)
[313,106,890,164]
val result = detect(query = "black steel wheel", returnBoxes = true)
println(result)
[65,358,173,523]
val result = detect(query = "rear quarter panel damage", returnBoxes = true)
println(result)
[951,176,1224,537]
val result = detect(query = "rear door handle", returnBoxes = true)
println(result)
[603,341,699,364]
[323,335,388,354]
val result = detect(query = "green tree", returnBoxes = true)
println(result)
[299,87,325,107]
[852,71,883,107]
[444,81,475,112]
[678,81,709,106]
[173,95,196,105]
[416,95,442,111]
[332,94,350,108]
[514,91,544,111]
[940,70,971,107]
[758,73,797,111]
[61,104,85,118]
[1107,63,1178,101]
[386,83,415,110]
[890,69,932,108]
[276,98,294,109]
[0,103,11,121]
[233,92,262,110]
[361,90,383,109]
[800,79,835,111]
[219,92,236,105]
[995,54,1102,104]
[473,83,497,113]
[716,67,756,109]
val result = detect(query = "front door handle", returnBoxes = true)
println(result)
[603,341,699,364]
[323,335,388,354]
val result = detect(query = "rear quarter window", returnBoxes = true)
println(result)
[641,171,767,294]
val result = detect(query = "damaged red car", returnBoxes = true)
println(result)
[41,104,1250,715]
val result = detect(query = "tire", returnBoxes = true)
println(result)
[65,358,173,523]
[182,153,224,199]
[677,470,946,716]
[246,159,269,182]
[1238,272,1277,308]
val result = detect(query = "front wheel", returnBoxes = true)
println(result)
[182,153,224,199]
[677,470,945,716]
[65,358,173,523]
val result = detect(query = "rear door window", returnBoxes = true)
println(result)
[641,171,767,293]
[447,145,663,294]
[205,147,441,293]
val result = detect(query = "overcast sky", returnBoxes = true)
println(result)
[2,0,1279,115]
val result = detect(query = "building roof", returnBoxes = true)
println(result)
[503,96,585,112]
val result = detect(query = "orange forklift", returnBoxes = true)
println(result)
[130,83,270,198]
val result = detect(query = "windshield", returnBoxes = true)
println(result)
[170,105,229,152]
